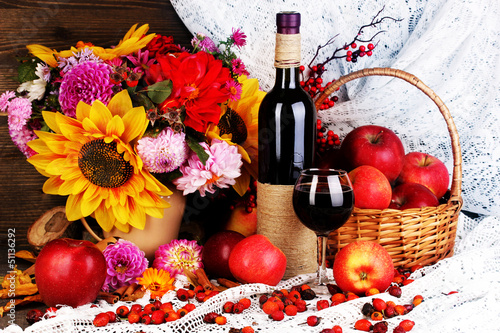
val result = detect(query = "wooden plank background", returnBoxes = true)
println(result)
[0,0,193,255]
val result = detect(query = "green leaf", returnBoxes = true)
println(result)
[17,60,39,83]
[146,80,173,104]
[133,91,155,110]
[187,136,209,165]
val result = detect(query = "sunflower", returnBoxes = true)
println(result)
[206,75,265,196]
[137,268,175,300]
[27,90,172,233]
[27,24,156,67]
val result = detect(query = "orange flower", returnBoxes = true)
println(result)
[137,268,175,300]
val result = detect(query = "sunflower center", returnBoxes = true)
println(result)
[218,108,248,144]
[78,139,133,188]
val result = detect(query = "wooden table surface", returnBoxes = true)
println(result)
[0,0,192,328]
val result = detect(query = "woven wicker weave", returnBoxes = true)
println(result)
[315,68,463,268]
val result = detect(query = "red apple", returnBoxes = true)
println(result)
[228,234,286,286]
[397,152,450,199]
[223,206,257,237]
[389,182,440,210]
[202,230,245,279]
[340,125,405,184]
[333,241,394,295]
[348,165,392,209]
[35,238,107,308]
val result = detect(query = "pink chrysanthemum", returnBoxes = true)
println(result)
[6,97,32,132]
[174,139,242,196]
[136,127,189,173]
[58,60,115,117]
[225,80,242,101]
[9,125,38,158]
[153,239,203,278]
[0,91,16,112]
[231,58,250,76]
[102,239,149,292]
[231,28,247,48]
[191,33,220,53]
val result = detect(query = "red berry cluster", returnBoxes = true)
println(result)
[316,119,341,153]
[259,284,316,322]
[344,43,375,63]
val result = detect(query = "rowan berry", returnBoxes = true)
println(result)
[295,299,307,312]
[233,302,245,314]
[195,292,206,302]
[307,315,321,326]
[259,294,269,305]
[270,310,285,321]
[93,313,110,327]
[164,311,180,322]
[160,302,173,313]
[284,304,298,316]
[288,290,301,302]
[183,303,196,312]
[399,319,415,331]
[384,304,396,318]
[215,315,227,325]
[394,305,408,316]
[372,298,387,312]
[371,311,384,321]
[368,43,375,50]
[359,45,366,52]
[354,318,372,331]
[241,326,255,333]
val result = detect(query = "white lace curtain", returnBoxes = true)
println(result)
[171,0,500,217]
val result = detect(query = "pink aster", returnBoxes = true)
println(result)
[191,33,220,53]
[153,239,203,278]
[231,58,250,76]
[173,139,243,196]
[0,91,15,112]
[58,60,115,118]
[9,125,37,158]
[6,97,32,132]
[231,28,247,48]
[225,80,242,101]
[102,239,149,292]
[136,127,189,173]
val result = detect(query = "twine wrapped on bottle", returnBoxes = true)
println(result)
[257,182,317,278]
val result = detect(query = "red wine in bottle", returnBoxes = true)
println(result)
[258,11,316,184]
[257,11,318,279]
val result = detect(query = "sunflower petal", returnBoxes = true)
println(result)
[121,106,147,143]
[89,100,113,134]
[106,115,125,137]
[65,194,84,221]
[26,44,59,67]
[94,205,115,232]
[42,177,65,195]
[76,101,92,120]
[107,90,133,118]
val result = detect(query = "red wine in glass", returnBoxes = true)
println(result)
[293,168,354,287]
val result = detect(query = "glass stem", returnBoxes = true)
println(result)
[317,235,328,285]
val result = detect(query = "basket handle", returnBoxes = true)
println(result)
[315,67,462,203]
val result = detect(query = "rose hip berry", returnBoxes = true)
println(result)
[93,313,110,327]
[233,302,245,314]
[270,310,285,321]
[215,315,227,325]
[354,319,372,331]
[332,325,343,333]
[285,304,298,316]
[223,301,234,313]
[388,285,402,298]
[203,312,219,324]
[307,315,321,326]
[372,321,389,333]
[393,326,406,333]
[26,309,44,325]
[399,319,415,331]
[317,299,330,311]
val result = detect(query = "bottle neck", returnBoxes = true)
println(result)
[275,67,301,89]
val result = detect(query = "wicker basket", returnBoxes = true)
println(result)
[314,67,463,268]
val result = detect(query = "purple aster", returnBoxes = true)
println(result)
[231,58,250,76]
[58,60,115,118]
[126,49,155,73]
[231,28,247,48]
[225,80,242,101]
[153,239,203,278]
[136,127,189,173]
[191,33,220,53]
[0,91,15,112]
[102,239,149,292]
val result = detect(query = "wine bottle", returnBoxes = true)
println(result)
[258,11,316,184]
[257,11,317,279]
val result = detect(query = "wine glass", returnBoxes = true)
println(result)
[292,168,354,288]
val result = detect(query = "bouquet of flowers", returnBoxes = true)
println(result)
[0,24,264,234]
